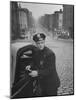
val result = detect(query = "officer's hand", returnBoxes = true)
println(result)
[25,65,31,72]
[29,71,38,77]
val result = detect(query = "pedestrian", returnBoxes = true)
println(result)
[28,33,60,96]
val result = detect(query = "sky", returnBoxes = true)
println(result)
[19,2,63,20]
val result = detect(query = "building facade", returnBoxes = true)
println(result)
[63,5,74,38]
[11,1,20,40]
[18,7,29,38]
[18,4,35,38]
[53,9,63,31]
[49,14,53,31]
[11,2,35,40]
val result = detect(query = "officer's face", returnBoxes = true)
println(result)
[36,40,45,50]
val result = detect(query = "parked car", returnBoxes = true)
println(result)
[11,41,35,98]
[58,30,70,39]
[54,29,70,39]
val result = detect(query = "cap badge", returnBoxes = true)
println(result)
[37,34,40,38]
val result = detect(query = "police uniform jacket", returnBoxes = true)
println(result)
[33,46,60,95]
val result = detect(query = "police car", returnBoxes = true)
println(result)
[11,40,34,98]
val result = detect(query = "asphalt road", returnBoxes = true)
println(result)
[45,37,74,95]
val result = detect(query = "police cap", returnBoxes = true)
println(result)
[33,33,46,42]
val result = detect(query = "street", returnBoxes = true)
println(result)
[45,37,74,95]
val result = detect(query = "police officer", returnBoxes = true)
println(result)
[28,33,60,96]
[12,33,60,98]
